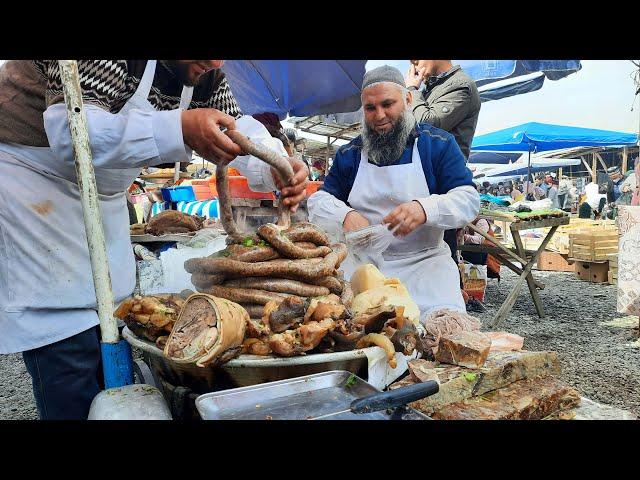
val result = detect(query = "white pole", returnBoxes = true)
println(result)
[58,60,119,344]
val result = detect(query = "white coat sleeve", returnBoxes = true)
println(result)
[226,116,285,192]
[307,189,355,227]
[43,103,191,171]
[414,185,479,230]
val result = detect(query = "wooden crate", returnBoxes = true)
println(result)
[546,219,617,254]
[536,251,575,272]
[575,261,609,283]
[608,270,617,285]
[569,230,618,261]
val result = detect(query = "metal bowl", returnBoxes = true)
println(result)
[123,327,373,393]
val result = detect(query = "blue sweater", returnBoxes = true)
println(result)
[321,122,474,204]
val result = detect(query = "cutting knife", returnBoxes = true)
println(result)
[308,380,439,420]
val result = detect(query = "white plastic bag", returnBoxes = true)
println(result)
[345,223,397,267]
[508,198,552,211]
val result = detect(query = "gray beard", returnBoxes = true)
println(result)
[362,111,416,166]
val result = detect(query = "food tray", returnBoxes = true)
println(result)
[122,327,374,392]
[196,370,429,420]
[130,233,196,243]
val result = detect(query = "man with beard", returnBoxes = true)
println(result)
[308,65,479,320]
[0,60,308,419]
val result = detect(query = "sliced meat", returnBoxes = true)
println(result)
[268,297,310,333]
[352,304,398,333]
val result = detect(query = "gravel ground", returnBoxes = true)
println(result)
[1,268,638,420]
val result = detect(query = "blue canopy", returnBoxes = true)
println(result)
[458,60,581,102]
[458,60,582,87]
[472,122,638,152]
[222,61,366,120]
[478,73,545,103]
[468,152,522,164]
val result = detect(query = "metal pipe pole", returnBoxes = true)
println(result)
[526,146,532,192]
[58,60,133,388]
[58,60,118,344]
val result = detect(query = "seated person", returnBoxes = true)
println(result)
[307,65,479,320]
[461,218,501,279]
[578,194,593,219]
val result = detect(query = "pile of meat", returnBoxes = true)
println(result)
[114,294,185,349]
[183,223,423,363]
[144,210,206,236]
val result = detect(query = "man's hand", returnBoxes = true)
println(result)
[272,158,309,213]
[405,64,426,89]
[383,201,427,236]
[181,109,243,163]
[343,210,370,232]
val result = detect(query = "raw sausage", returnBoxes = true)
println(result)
[258,223,332,259]
[223,277,330,297]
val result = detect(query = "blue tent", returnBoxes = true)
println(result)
[478,73,545,103]
[459,60,581,102]
[222,61,367,120]
[458,60,582,87]
[472,122,638,152]
[468,151,522,164]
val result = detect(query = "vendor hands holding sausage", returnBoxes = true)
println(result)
[308,65,479,321]
[0,59,306,420]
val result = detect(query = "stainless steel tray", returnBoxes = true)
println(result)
[196,370,429,420]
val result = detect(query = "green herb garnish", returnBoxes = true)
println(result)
[243,238,254,247]
[345,373,357,388]
[462,373,477,382]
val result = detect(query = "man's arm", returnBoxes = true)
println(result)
[307,148,357,227]
[414,138,479,230]
[410,84,472,132]
[43,60,240,176]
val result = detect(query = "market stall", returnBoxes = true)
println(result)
[459,213,569,327]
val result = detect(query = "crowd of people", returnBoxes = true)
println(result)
[478,163,638,218]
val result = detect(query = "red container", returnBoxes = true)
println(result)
[227,175,276,200]
[306,181,323,196]
[191,179,214,200]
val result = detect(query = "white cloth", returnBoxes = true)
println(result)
[310,139,478,321]
[0,60,197,353]
[227,116,288,193]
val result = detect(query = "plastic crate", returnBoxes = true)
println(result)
[161,186,196,202]
[191,179,214,200]
[306,181,323,196]
[227,175,275,200]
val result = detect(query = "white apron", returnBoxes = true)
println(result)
[346,139,465,319]
[0,60,193,313]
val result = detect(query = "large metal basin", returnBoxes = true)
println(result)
[123,327,373,393]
